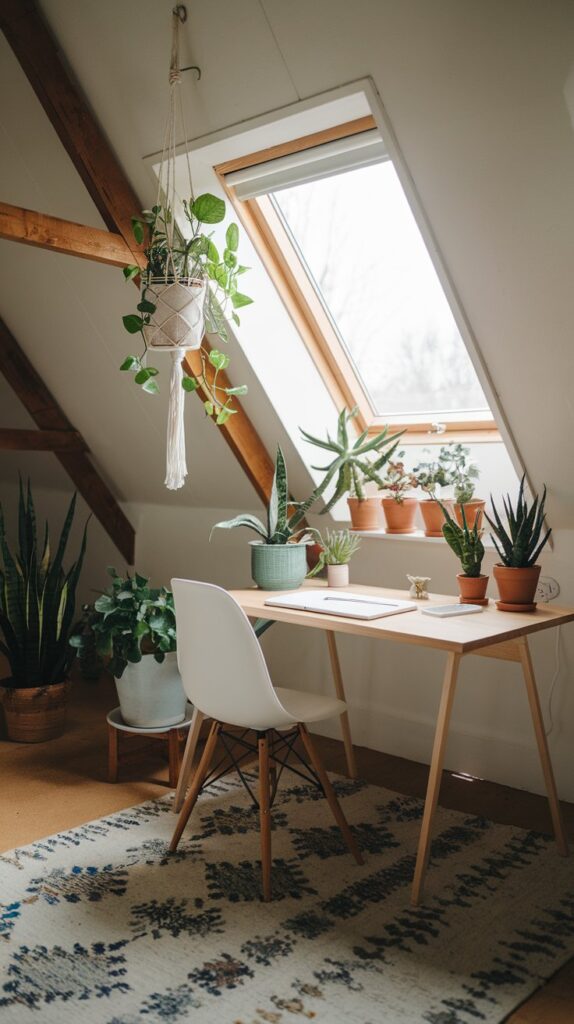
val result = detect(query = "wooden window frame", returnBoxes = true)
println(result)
[216,118,499,445]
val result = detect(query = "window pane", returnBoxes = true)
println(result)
[272,160,489,418]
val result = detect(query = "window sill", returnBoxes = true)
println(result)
[351,529,495,548]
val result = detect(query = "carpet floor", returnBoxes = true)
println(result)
[1,774,573,1023]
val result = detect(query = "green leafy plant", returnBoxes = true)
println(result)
[485,477,551,568]
[307,529,361,578]
[300,407,404,510]
[440,501,485,577]
[413,450,452,498]
[70,569,176,679]
[379,458,418,503]
[438,443,479,504]
[120,195,251,425]
[0,481,88,689]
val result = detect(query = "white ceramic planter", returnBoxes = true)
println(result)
[142,277,207,351]
[327,564,349,588]
[115,651,187,728]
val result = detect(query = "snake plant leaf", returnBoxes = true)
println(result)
[210,514,268,541]
[268,445,288,542]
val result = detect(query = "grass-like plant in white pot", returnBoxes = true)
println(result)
[70,569,184,728]
[413,450,453,537]
[485,477,551,612]
[379,458,419,534]
[440,502,489,605]
[307,529,361,588]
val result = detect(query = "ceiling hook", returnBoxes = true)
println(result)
[181,64,202,80]
[173,5,187,23]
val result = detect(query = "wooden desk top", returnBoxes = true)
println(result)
[230,581,574,654]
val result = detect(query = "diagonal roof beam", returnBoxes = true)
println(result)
[1,0,275,504]
[0,202,137,267]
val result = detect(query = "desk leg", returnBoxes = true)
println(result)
[411,651,461,906]
[173,708,205,813]
[325,631,358,779]
[518,637,568,856]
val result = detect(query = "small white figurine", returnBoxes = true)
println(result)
[407,575,431,600]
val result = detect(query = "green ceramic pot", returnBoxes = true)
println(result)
[250,541,308,591]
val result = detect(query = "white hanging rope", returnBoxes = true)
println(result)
[165,351,188,490]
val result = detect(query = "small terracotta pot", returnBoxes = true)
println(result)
[454,499,485,531]
[0,680,70,742]
[306,543,324,574]
[419,499,451,537]
[327,564,349,588]
[493,564,541,612]
[457,573,489,606]
[381,497,418,534]
[347,496,382,531]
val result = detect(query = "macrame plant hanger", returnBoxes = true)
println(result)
[150,5,202,491]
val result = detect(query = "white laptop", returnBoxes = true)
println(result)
[264,590,417,621]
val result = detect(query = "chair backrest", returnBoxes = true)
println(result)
[171,579,296,730]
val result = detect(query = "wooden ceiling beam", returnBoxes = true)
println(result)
[0,427,87,451]
[0,316,135,564]
[0,202,139,268]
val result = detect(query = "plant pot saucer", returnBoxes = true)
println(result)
[425,530,444,538]
[496,600,537,613]
[384,528,417,535]
[107,703,194,734]
[460,596,489,606]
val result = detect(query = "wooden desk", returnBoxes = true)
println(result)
[229,582,574,904]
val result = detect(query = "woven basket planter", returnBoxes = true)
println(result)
[142,277,207,351]
[250,541,308,591]
[0,680,70,743]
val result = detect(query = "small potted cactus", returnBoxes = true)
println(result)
[307,529,361,587]
[379,458,419,534]
[440,501,488,605]
[486,478,551,611]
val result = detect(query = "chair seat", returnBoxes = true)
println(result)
[273,686,346,725]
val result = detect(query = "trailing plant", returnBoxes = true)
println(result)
[413,450,452,498]
[379,459,418,503]
[485,477,551,568]
[0,481,88,689]
[211,446,313,544]
[440,501,485,577]
[438,443,479,504]
[307,529,361,578]
[300,407,404,510]
[120,196,251,424]
[69,569,176,679]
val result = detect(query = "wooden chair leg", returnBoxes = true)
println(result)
[167,729,181,789]
[326,631,358,779]
[411,651,461,906]
[298,723,363,865]
[173,708,205,812]
[518,637,568,856]
[169,721,220,852]
[107,723,118,783]
[258,731,272,901]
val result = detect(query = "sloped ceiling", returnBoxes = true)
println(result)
[1,1,574,524]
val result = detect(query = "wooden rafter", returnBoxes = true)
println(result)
[1,0,275,504]
[0,428,86,451]
[0,202,139,268]
[0,316,135,564]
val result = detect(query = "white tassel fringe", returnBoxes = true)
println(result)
[164,351,187,490]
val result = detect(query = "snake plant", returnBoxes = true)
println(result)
[0,482,88,689]
[485,477,551,568]
[440,500,485,577]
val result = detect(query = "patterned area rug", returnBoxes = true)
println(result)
[1,774,573,1024]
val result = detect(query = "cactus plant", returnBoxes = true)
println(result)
[440,501,485,577]
[485,477,551,568]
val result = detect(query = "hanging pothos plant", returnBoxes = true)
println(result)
[120,194,252,425]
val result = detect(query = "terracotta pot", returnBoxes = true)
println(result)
[457,573,489,606]
[0,680,70,742]
[327,564,349,588]
[381,497,418,534]
[306,543,325,574]
[347,496,382,531]
[493,564,541,612]
[419,499,451,537]
[454,499,485,531]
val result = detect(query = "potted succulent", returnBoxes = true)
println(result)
[307,529,361,587]
[0,482,87,742]
[70,569,184,728]
[300,407,403,530]
[485,478,551,611]
[211,447,313,590]
[379,458,419,534]
[440,502,488,604]
[438,443,484,530]
[413,450,453,537]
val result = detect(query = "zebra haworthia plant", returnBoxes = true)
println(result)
[0,482,88,689]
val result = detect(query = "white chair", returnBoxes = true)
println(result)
[169,579,364,900]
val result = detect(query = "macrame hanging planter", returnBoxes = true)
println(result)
[145,6,203,491]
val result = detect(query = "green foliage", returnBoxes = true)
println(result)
[438,443,479,504]
[120,195,252,423]
[0,481,88,689]
[307,529,361,578]
[300,407,404,510]
[69,568,176,680]
[440,501,485,577]
[485,476,551,568]
[413,449,452,497]
[379,458,418,503]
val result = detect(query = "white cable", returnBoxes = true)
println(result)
[545,625,561,737]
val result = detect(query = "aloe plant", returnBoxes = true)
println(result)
[0,482,88,689]
[307,529,361,578]
[485,477,551,568]
[300,407,404,511]
[440,501,485,577]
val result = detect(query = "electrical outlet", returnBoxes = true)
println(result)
[535,576,560,602]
